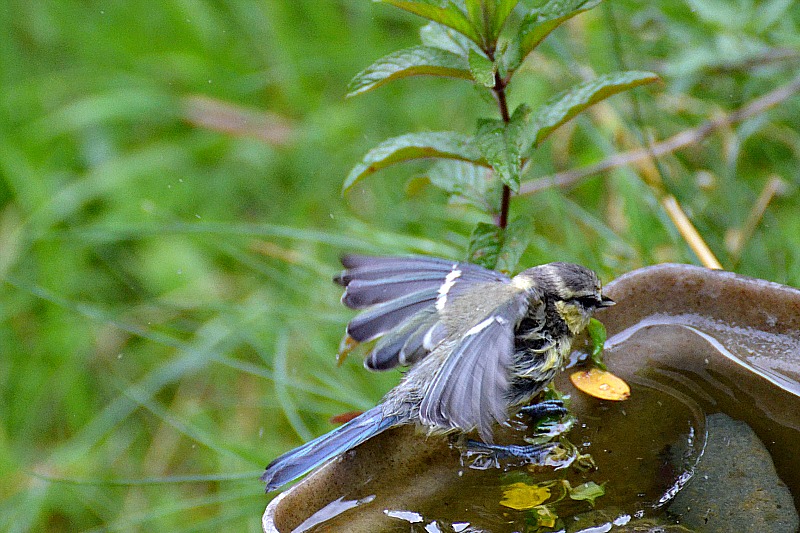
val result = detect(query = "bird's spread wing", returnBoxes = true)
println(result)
[419,294,532,442]
[344,287,440,344]
[336,255,510,370]
[336,254,506,288]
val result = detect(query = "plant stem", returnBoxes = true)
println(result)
[498,184,511,229]
[495,75,511,123]
[493,70,511,229]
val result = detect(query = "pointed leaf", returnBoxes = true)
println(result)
[476,104,530,191]
[348,46,472,96]
[344,132,484,192]
[468,49,496,87]
[464,0,520,42]
[518,0,603,61]
[378,0,482,44]
[464,0,488,40]
[492,0,522,38]
[528,71,659,146]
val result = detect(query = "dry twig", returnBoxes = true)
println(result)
[725,175,789,262]
[519,75,800,196]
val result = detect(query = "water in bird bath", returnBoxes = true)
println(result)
[264,265,800,532]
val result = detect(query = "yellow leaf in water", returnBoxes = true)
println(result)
[500,482,551,510]
[570,368,631,401]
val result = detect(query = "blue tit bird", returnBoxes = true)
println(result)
[261,254,614,492]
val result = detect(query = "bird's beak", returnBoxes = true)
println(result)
[598,295,616,308]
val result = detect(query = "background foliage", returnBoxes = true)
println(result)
[1,0,799,531]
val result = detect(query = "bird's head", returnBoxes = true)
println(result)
[514,262,615,335]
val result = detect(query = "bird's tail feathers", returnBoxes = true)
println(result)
[260,406,397,492]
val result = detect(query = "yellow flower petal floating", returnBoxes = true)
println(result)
[570,368,630,401]
[500,482,551,510]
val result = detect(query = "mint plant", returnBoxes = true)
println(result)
[344,0,658,273]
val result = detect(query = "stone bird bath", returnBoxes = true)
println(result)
[263,264,800,532]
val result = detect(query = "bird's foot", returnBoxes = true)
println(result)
[517,399,575,441]
[463,439,577,471]
[518,399,568,421]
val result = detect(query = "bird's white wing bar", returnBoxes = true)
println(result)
[337,255,511,371]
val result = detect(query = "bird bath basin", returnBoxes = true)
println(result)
[263,264,800,532]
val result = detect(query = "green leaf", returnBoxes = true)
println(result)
[496,216,531,274]
[464,0,488,41]
[467,222,503,270]
[528,71,659,147]
[419,21,479,55]
[567,481,605,506]
[348,46,472,97]
[476,119,516,188]
[343,132,484,192]
[464,0,520,43]
[586,318,608,370]
[496,36,521,78]
[468,49,496,87]
[467,216,531,272]
[378,0,482,44]
[425,160,501,214]
[476,104,530,191]
[518,0,603,62]
[492,0,522,37]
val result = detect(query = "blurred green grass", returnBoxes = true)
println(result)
[1,1,799,531]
